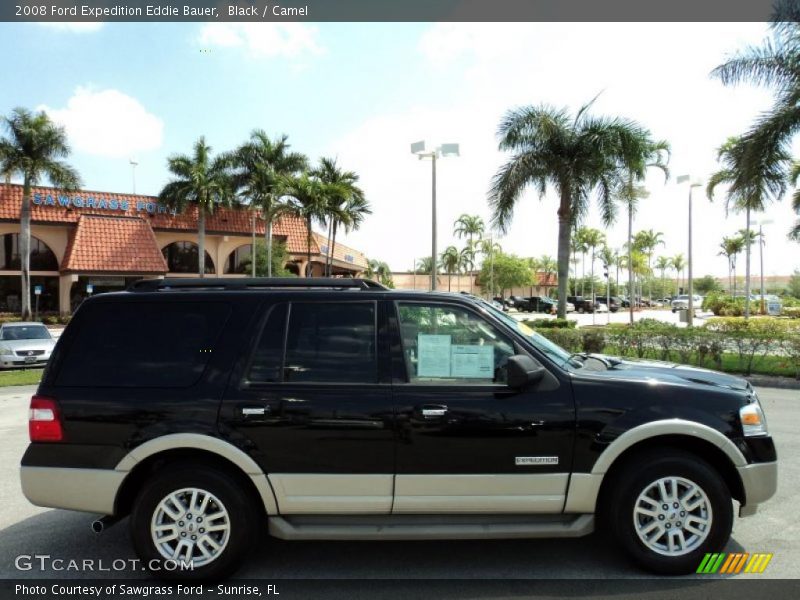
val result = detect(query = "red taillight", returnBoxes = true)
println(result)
[29,395,63,442]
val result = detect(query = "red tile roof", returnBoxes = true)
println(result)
[62,215,168,274]
[0,183,315,255]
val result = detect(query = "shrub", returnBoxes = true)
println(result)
[535,328,583,352]
[581,330,605,353]
[783,306,800,319]
[523,318,576,329]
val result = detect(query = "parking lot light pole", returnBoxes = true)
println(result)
[411,141,459,291]
[677,175,703,326]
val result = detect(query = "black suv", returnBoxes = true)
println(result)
[22,278,777,580]
[567,295,598,313]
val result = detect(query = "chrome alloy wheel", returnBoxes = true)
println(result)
[633,476,713,557]
[150,487,231,567]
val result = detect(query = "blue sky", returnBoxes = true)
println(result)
[2,21,799,278]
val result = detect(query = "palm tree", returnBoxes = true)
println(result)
[454,215,485,292]
[415,256,436,275]
[0,108,81,318]
[632,229,665,302]
[672,253,686,295]
[489,99,664,318]
[312,157,369,276]
[707,136,788,317]
[789,161,800,242]
[159,137,234,278]
[440,246,461,292]
[599,246,616,296]
[570,232,586,296]
[574,227,591,296]
[459,243,478,292]
[711,1,799,243]
[655,256,673,299]
[230,131,308,277]
[538,254,557,297]
[719,235,745,296]
[279,173,328,276]
[479,238,502,297]
[581,228,606,304]
[366,259,392,286]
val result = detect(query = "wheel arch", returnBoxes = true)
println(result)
[594,434,746,517]
[113,434,278,517]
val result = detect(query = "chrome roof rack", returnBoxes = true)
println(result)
[129,277,388,292]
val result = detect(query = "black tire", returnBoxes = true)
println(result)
[602,449,733,575]
[130,462,260,581]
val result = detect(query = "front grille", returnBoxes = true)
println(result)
[15,350,45,357]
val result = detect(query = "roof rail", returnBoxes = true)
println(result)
[128,277,389,292]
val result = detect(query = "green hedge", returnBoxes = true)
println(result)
[522,318,577,329]
[533,318,800,378]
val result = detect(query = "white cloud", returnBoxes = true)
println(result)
[198,23,325,59]
[36,22,104,33]
[38,87,163,159]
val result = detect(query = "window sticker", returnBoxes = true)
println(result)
[417,334,452,377]
[450,344,494,379]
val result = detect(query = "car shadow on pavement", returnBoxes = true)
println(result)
[0,508,746,585]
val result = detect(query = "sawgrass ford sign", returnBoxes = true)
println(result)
[32,192,177,215]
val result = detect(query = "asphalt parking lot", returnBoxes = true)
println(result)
[0,385,796,582]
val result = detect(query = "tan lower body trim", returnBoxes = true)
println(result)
[21,466,126,514]
[563,473,603,513]
[268,474,393,514]
[393,474,568,513]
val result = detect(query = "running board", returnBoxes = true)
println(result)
[268,514,594,541]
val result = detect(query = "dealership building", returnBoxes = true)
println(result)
[0,184,369,315]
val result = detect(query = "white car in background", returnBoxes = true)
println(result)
[671,294,702,313]
[0,322,55,368]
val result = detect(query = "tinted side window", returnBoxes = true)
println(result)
[248,303,287,383]
[284,302,376,383]
[56,301,230,388]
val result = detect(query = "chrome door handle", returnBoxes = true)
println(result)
[241,405,271,417]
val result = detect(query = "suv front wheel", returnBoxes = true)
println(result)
[130,462,259,581]
[605,450,733,574]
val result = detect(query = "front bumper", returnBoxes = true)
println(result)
[737,461,777,517]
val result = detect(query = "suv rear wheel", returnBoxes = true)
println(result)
[604,450,733,574]
[130,463,259,581]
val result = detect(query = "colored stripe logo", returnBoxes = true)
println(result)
[696,553,773,574]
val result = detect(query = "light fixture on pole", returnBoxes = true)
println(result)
[677,175,703,326]
[129,158,139,194]
[756,219,774,314]
[411,141,460,291]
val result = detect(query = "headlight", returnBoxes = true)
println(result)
[740,400,769,437]
[0,346,13,356]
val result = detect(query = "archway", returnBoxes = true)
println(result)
[161,241,215,274]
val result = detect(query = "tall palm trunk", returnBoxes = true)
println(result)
[555,190,571,319]
[329,221,339,278]
[732,260,737,297]
[197,209,206,278]
[647,254,653,302]
[580,252,586,296]
[325,220,333,277]
[265,218,272,278]
[744,207,752,319]
[628,204,634,325]
[306,216,313,277]
[20,179,32,319]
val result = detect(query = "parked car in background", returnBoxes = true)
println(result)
[0,322,56,369]
[520,296,557,313]
[492,296,510,311]
[757,294,782,316]
[567,296,598,313]
[506,296,528,311]
[671,295,703,313]
[596,296,621,312]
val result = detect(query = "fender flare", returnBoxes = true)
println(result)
[115,433,279,514]
[590,418,748,475]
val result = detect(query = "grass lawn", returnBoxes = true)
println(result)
[0,368,43,387]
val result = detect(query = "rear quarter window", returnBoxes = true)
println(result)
[55,301,231,388]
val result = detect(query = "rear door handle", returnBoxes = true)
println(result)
[418,405,448,419]
[240,404,272,418]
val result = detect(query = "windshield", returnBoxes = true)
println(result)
[2,325,51,341]
[479,302,574,366]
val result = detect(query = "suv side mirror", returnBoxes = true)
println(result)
[506,355,546,389]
